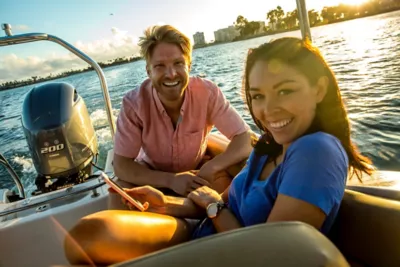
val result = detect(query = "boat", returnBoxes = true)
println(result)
[1,0,400,266]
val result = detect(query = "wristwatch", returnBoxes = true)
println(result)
[206,201,227,219]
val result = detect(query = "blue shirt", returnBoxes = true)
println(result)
[192,132,349,239]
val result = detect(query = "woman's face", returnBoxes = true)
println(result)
[248,60,328,147]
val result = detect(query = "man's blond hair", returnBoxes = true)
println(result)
[138,25,192,64]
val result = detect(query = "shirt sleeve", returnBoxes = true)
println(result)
[113,95,143,159]
[207,81,250,140]
[278,133,348,215]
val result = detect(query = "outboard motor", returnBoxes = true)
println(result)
[21,82,98,194]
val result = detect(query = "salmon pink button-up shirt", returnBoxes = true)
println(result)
[114,77,250,173]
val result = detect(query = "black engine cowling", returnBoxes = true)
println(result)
[21,82,98,194]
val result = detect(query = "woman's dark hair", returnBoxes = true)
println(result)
[243,37,374,181]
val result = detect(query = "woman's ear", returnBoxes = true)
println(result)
[315,76,329,103]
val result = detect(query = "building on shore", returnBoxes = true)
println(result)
[256,21,266,34]
[268,20,280,31]
[193,32,206,46]
[214,26,240,43]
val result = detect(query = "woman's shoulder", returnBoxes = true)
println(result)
[287,132,348,164]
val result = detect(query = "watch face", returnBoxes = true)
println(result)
[207,203,219,218]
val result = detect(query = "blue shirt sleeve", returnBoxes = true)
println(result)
[278,133,348,215]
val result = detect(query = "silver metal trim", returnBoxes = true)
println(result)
[0,181,106,217]
[0,158,26,199]
[296,0,312,42]
[1,24,12,36]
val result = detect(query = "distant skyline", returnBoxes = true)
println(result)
[0,0,368,83]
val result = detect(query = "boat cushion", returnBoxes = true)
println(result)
[113,221,349,267]
[329,189,400,267]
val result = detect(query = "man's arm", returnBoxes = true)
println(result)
[113,93,175,189]
[113,154,173,188]
[198,80,254,179]
[199,131,253,177]
[114,154,210,196]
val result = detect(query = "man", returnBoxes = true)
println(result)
[112,24,252,200]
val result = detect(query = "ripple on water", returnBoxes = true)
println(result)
[1,11,400,194]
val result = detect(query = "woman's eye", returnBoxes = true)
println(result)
[278,89,294,96]
[251,94,263,100]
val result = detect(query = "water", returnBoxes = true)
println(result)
[1,11,400,196]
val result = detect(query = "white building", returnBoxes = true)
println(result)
[193,32,206,46]
[214,26,240,43]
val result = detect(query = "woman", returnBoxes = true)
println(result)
[64,37,374,265]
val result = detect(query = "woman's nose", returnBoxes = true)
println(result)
[262,97,279,116]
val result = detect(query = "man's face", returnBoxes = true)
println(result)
[146,42,191,103]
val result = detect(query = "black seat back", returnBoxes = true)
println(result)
[329,189,400,267]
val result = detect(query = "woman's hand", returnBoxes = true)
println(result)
[187,186,223,210]
[109,186,167,213]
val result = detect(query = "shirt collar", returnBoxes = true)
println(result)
[152,81,190,115]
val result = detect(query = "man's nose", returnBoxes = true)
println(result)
[165,66,177,78]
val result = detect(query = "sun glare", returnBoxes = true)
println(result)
[339,0,369,6]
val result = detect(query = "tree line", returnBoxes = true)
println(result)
[0,56,142,90]
[2,0,400,90]
[234,0,400,38]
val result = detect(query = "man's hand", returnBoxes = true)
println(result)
[170,172,210,196]
[197,160,220,183]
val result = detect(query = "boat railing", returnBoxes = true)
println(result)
[0,23,116,200]
[296,0,312,42]
[0,153,25,199]
[0,23,116,138]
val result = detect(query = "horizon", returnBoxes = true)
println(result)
[1,0,370,83]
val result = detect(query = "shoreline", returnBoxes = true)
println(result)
[1,8,400,91]
[193,7,400,50]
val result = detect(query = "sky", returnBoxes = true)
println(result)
[0,0,366,83]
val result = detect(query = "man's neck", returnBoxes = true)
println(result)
[158,94,184,129]
[158,92,185,114]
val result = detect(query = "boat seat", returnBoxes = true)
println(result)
[328,189,400,267]
[62,188,400,267]
[112,221,349,267]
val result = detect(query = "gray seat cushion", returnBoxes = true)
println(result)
[113,221,349,267]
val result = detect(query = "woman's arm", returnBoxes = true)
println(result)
[266,194,326,228]
[209,207,243,233]
[162,181,235,219]
[163,195,205,219]
[211,193,327,233]
[188,179,328,234]
[188,185,243,233]
[192,190,327,234]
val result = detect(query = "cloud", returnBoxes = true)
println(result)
[13,24,30,31]
[0,27,140,83]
